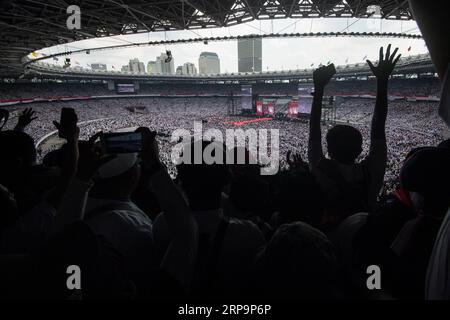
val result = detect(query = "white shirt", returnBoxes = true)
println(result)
[85,198,155,275]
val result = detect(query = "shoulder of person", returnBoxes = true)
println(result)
[227,217,265,241]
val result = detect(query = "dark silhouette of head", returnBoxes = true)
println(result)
[276,171,324,229]
[326,125,362,164]
[260,222,337,299]
[438,138,450,149]
[227,146,261,178]
[229,173,270,218]
[0,130,36,188]
[177,140,230,211]
[400,147,450,217]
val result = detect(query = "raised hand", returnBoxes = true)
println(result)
[287,150,308,171]
[367,44,401,80]
[135,127,160,166]
[53,108,78,141]
[18,108,37,127]
[14,108,37,131]
[313,64,336,90]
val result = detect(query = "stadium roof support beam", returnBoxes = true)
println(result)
[108,0,152,32]
[381,0,410,19]
[0,0,416,78]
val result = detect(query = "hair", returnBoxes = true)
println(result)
[229,173,270,218]
[326,125,363,164]
[260,222,337,299]
[438,138,450,149]
[400,147,450,217]
[276,171,324,229]
[176,140,230,211]
[0,130,36,167]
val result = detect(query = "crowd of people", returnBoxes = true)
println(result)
[0,45,449,300]
[2,95,446,194]
[0,76,441,101]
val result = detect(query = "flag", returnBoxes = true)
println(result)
[407,46,412,52]
[310,63,314,67]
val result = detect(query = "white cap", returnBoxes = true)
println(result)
[95,153,138,179]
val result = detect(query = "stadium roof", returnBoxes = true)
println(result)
[1,1,413,78]
[29,54,434,83]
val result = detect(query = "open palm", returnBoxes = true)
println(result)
[367,44,401,80]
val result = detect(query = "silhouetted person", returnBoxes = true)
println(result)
[256,222,338,299]
[308,45,401,221]
[153,140,265,297]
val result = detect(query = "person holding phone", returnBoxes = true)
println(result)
[308,45,401,223]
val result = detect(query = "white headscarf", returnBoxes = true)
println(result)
[95,153,138,179]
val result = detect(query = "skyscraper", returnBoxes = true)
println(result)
[129,58,145,73]
[238,37,262,73]
[199,52,220,75]
[182,62,197,75]
[155,52,175,75]
[176,66,183,75]
[147,61,156,74]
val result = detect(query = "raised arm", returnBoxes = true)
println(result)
[53,139,115,233]
[308,65,336,168]
[14,108,37,132]
[45,109,79,210]
[365,45,401,208]
[137,127,197,292]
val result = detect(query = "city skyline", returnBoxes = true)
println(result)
[117,53,207,75]
[37,18,426,73]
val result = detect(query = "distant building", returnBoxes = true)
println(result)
[199,52,220,75]
[147,61,156,74]
[129,58,146,73]
[91,63,107,71]
[238,37,262,73]
[176,66,183,75]
[121,65,130,72]
[155,52,175,74]
[182,62,197,75]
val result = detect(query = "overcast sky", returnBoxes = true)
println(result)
[37,17,426,72]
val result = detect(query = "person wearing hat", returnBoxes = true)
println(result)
[48,119,197,296]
